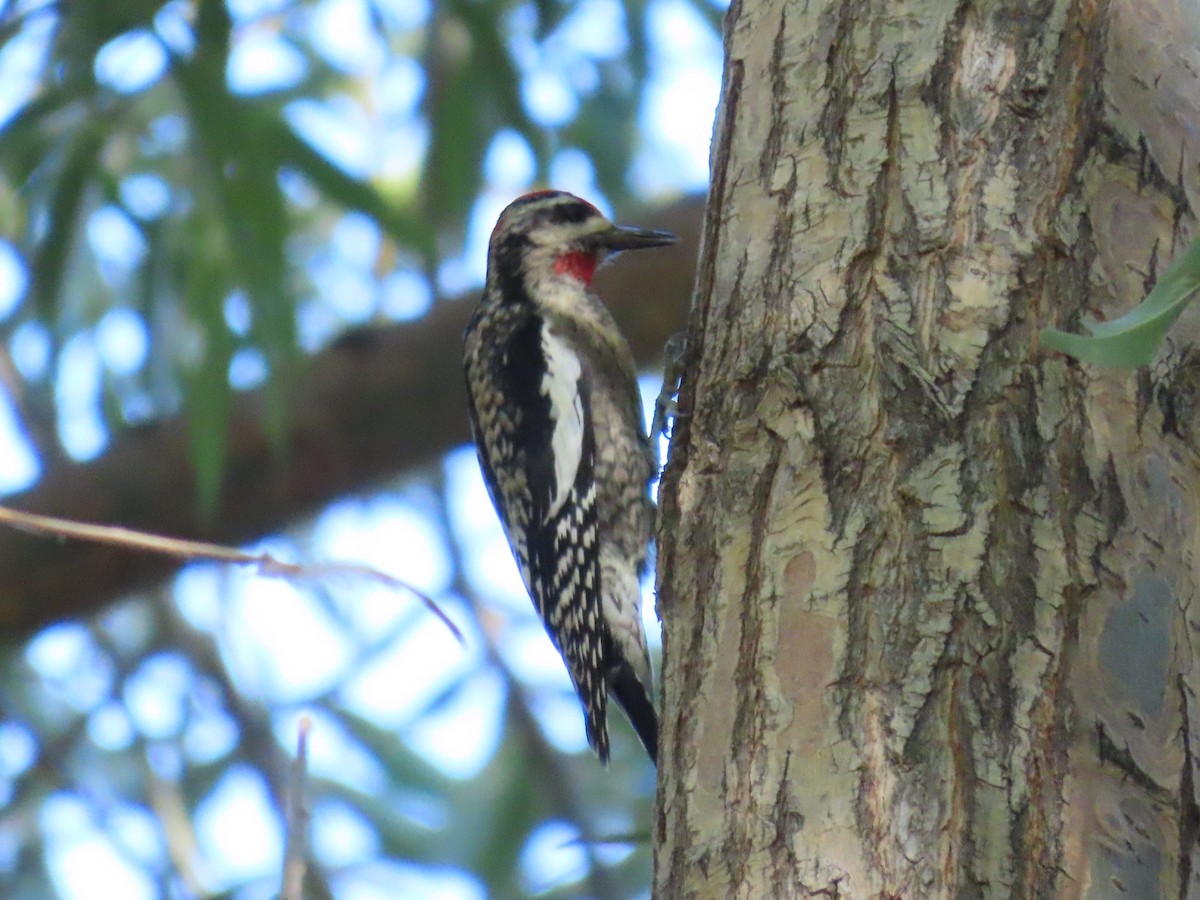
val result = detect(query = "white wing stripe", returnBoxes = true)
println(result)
[540,327,584,516]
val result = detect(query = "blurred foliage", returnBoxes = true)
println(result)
[0,0,719,897]
[0,0,712,502]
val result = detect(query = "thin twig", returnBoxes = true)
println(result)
[161,607,336,900]
[282,716,312,900]
[0,504,463,642]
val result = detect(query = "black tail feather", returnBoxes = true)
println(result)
[609,661,659,766]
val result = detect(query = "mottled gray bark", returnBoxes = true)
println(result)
[656,1,1200,896]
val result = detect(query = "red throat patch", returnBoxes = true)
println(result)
[554,251,598,285]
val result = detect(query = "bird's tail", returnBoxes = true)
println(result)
[609,659,659,765]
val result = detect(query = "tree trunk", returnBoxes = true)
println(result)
[655,1,1200,896]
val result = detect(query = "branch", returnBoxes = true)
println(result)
[0,196,702,637]
[0,505,463,641]
[282,716,312,900]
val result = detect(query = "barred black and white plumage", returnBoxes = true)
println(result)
[463,190,675,764]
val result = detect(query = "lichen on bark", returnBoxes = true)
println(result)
[655,1,1200,897]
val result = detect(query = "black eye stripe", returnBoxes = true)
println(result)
[503,191,600,227]
[545,202,595,225]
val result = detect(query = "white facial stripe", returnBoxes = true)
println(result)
[540,327,585,515]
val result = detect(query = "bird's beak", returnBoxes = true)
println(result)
[585,224,678,252]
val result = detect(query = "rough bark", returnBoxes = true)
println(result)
[656,1,1200,897]
[0,198,702,639]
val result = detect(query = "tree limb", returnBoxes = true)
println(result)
[0,196,702,638]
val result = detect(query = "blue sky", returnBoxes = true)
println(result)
[0,0,723,896]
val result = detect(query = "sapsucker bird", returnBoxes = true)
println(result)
[463,190,676,765]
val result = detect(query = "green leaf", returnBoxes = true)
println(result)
[0,88,84,186]
[326,706,451,796]
[173,21,298,460]
[26,123,107,323]
[1040,238,1200,368]
[564,84,637,203]
[267,116,434,257]
[181,218,235,522]
[466,714,544,888]
[532,0,573,40]
[313,775,444,861]
[421,0,527,242]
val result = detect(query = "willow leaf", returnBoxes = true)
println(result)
[1040,238,1200,368]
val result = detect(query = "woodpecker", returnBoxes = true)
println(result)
[464,190,676,765]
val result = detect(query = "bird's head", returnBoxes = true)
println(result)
[486,190,677,289]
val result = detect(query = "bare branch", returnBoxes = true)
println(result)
[0,505,464,642]
[0,195,702,637]
[282,716,312,900]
